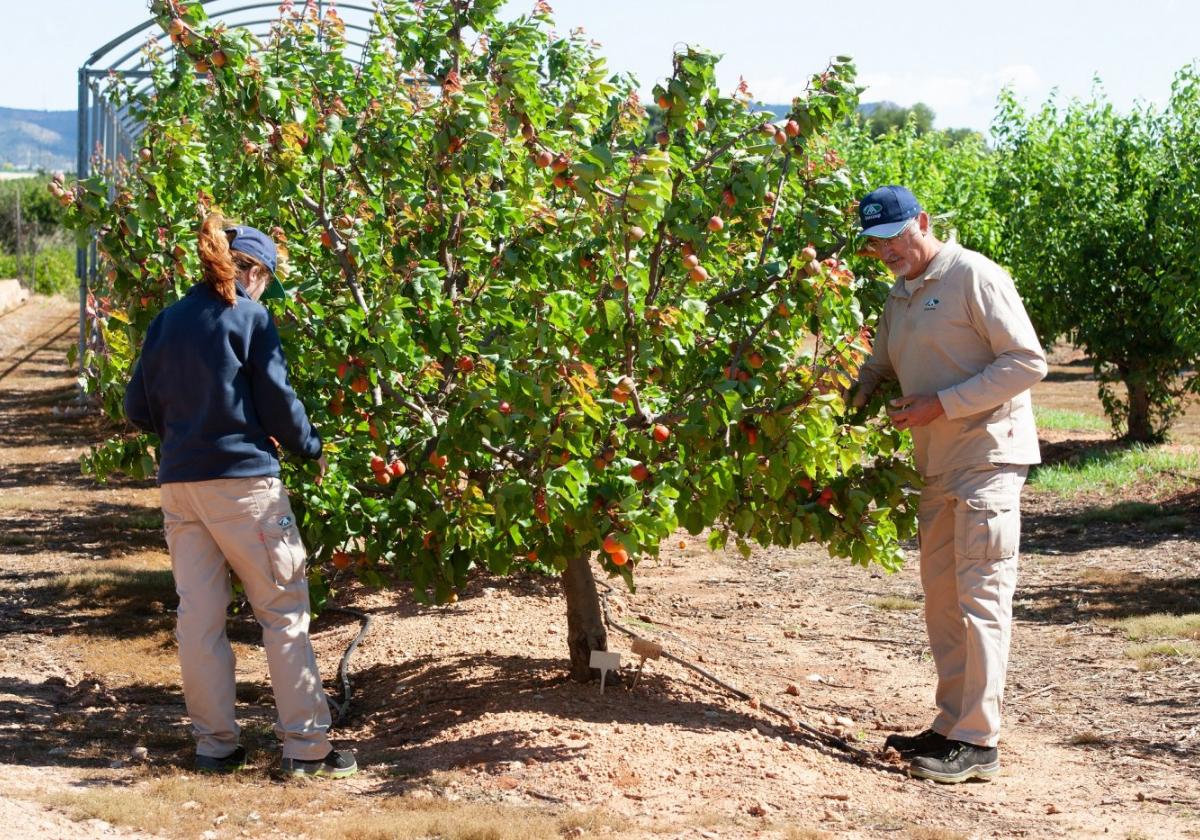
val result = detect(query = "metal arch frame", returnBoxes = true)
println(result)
[75,1,380,368]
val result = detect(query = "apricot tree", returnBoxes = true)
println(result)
[64,0,917,680]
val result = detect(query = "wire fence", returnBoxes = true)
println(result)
[75,0,378,374]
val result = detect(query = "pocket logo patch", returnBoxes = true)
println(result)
[923,297,940,311]
[277,515,293,528]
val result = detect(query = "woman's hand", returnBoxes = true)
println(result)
[315,454,329,485]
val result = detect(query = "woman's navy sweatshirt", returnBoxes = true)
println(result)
[123,282,322,484]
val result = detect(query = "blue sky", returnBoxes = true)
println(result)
[5,0,1198,133]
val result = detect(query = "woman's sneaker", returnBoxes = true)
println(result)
[908,740,999,784]
[195,745,247,773]
[883,728,947,758]
[279,749,358,779]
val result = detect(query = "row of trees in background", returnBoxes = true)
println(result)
[0,177,75,295]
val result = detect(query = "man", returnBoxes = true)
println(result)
[851,185,1047,783]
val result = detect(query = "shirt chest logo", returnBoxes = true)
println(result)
[923,297,940,311]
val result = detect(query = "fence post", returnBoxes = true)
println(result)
[77,67,90,375]
[15,186,23,286]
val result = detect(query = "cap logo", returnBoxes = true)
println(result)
[861,202,883,219]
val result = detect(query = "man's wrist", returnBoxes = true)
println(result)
[934,387,960,419]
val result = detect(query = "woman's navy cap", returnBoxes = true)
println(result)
[858,185,922,238]
[226,225,287,300]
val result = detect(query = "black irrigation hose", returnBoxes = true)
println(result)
[321,605,374,729]
[595,580,876,764]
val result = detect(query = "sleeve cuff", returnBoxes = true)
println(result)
[936,386,968,420]
[305,433,323,459]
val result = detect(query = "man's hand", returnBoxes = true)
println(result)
[315,453,329,485]
[887,394,945,429]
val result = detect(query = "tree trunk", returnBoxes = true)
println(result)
[1125,377,1154,444]
[560,550,607,682]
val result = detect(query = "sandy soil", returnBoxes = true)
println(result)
[1,296,1198,839]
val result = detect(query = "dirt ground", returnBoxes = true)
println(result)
[1,296,1198,839]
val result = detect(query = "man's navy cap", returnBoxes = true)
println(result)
[226,225,287,300]
[858,185,922,239]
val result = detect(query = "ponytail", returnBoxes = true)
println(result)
[197,214,237,305]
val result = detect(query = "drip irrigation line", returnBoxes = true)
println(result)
[595,580,877,765]
[322,605,374,729]
[0,299,30,321]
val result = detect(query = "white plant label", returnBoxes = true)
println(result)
[589,650,621,694]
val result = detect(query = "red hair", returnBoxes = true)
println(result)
[197,214,238,305]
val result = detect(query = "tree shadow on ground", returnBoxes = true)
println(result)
[0,567,279,648]
[0,456,112,491]
[0,675,283,769]
[1058,690,1200,767]
[344,652,866,783]
[0,384,112,450]
[0,499,165,560]
[1035,436,1127,468]
[1014,570,1200,625]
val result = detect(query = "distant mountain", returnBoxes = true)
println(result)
[0,107,76,173]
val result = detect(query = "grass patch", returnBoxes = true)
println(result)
[1078,567,1142,587]
[1068,731,1110,747]
[47,628,182,686]
[907,827,969,840]
[1107,613,1200,641]
[868,596,921,611]
[93,510,164,530]
[1069,502,1189,532]
[1034,406,1110,433]
[1028,445,1200,499]
[45,568,176,601]
[1124,641,1200,670]
[44,774,626,840]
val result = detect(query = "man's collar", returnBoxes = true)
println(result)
[892,243,960,297]
[909,242,958,284]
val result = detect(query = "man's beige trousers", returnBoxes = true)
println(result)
[918,462,1026,748]
[160,477,332,761]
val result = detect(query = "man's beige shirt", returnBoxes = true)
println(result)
[856,243,1047,477]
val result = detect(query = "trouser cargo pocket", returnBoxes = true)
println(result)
[261,511,307,586]
[959,499,1019,560]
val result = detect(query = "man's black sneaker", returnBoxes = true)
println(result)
[195,745,247,774]
[908,740,999,784]
[279,749,358,779]
[883,728,947,758]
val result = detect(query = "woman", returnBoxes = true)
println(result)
[124,215,355,778]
